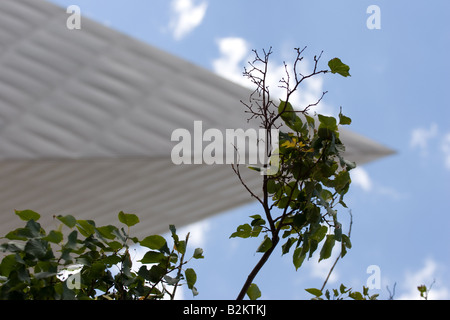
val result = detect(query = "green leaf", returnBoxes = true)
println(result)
[15,209,40,222]
[247,166,261,172]
[164,275,180,286]
[363,286,369,296]
[328,58,351,77]
[266,179,278,194]
[318,114,337,131]
[256,236,272,253]
[339,111,352,125]
[5,228,29,241]
[0,255,17,277]
[169,224,177,235]
[319,235,335,262]
[247,283,261,300]
[193,248,204,259]
[339,283,348,294]
[305,114,315,128]
[342,234,352,249]
[308,239,319,258]
[43,230,63,244]
[66,230,78,250]
[140,235,167,250]
[293,213,307,229]
[147,265,166,283]
[293,247,306,270]
[57,215,76,228]
[185,268,197,289]
[305,288,323,297]
[334,223,342,242]
[102,254,122,266]
[230,224,252,239]
[139,251,165,264]
[8,220,44,240]
[1,242,25,253]
[277,196,290,209]
[334,170,351,194]
[118,211,139,227]
[169,225,179,244]
[107,240,123,251]
[281,237,296,255]
[175,240,186,255]
[320,189,333,202]
[340,242,348,258]
[76,220,95,237]
[95,225,118,240]
[278,100,297,127]
[349,291,364,300]
[24,239,47,259]
[310,225,328,242]
[250,215,266,227]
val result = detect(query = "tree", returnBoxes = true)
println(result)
[0,210,203,300]
[229,47,354,300]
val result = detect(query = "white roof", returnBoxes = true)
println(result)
[0,0,393,237]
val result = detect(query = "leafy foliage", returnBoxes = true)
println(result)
[0,210,202,300]
[233,47,354,299]
[306,284,379,300]
[417,280,435,300]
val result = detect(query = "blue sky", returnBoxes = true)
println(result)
[49,0,450,299]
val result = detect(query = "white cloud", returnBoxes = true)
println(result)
[349,166,410,200]
[177,219,211,248]
[410,123,438,156]
[398,258,450,300]
[410,124,450,170]
[212,38,333,115]
[376,185,409,201]
[440,133,450,170]
[350,167,373,192]
[169,0,208,40]
[212,37,251,87]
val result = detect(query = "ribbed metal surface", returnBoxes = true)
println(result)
[0,0,393,238]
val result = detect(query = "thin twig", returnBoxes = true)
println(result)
[320,211,353,292]
[170,232,189,300]
[386,282,397,300]
[234,47,333,300]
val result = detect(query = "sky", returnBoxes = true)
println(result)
[48,0,450,300]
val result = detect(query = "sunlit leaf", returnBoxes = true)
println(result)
[118,211,140,227]
[140,235,167,250]
[256,236,272,253]
[247,283,261,300]
[185,268,197,290]
[319,235,335,262]
[328,58,351,77]
[15,210,40,222]
[305,288,323,297]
